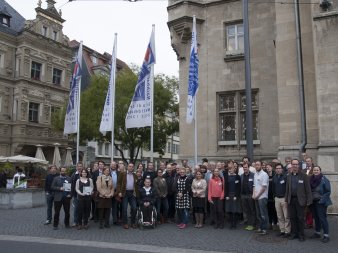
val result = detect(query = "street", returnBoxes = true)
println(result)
[0,206,337,253]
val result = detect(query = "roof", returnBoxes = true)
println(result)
[0,0,25,36]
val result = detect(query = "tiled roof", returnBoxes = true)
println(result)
[0,0,25,36]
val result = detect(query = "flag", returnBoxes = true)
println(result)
[186,16,199,124]
[100,36,117,136]
[125,29,156,129]
[64,42,82,134]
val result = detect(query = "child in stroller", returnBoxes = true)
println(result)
[138,178,157,228]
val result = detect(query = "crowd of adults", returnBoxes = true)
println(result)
[44,153,332,243]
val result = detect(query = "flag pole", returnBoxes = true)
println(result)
[76,41,83,164]
[111,33,117,162]
[150,24,155,163]
[194,96,198,166]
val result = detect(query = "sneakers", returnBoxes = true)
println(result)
[245,225,254,231]
[322,236,330,243]
[255,228,262,233]
[179,224,187,229]
[259,230,268,235]
[44,220,51,225]
[177,223,183,227]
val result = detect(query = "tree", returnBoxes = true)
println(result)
[52,69,179,164]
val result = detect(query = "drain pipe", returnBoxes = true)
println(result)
[294,0,307,156]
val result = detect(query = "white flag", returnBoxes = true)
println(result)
[100,36,117,136]
[125,29,156,129]
[186,16,199,124]
[64,42,82,134]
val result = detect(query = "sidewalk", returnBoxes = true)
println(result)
[0,206,337,253]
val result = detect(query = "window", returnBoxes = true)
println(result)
[218,90,259,144]
[226,23,244,52]
[91,56,97,65]
[53,31,58,41]
[2,17,9,27]
[105,143,110,156]
[98,143,103,155]
[28,102,39,123]
[167,142,171,153]
[52,68,62,85]
[42,26,48,36]
[31,61,42,80]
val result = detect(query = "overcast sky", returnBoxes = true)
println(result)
[6,0,179,77]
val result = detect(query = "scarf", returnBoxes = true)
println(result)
[310,174,323,189]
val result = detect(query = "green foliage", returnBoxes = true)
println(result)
[0,162,15,177]
[51,67,179,164]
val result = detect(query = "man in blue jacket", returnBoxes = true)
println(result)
[240,162,255,231]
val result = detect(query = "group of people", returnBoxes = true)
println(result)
[44,154,332,244]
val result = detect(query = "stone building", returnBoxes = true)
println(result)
[167,0,338,171]
[0,0,72,161]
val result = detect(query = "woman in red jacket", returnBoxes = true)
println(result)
[208,168,225,229]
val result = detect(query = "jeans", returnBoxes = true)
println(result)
[73,197,79,225]
[156,197,169,221]
[241,194,256,226]
[177,208,189,224]
[255,198,269,230]
[46,193,54,221]
[111,197,118,223]
[122,191,137,225]
[53,197,71,227]
[312,200,329,236]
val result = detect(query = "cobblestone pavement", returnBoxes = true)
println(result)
[0,206,337,253]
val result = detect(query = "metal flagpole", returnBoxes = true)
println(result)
[76,41,83,164]
[111,33,117,162]
[194,97,198,166]
[150,25,155,163]
[243,0,253,162]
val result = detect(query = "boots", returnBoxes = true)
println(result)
[199,213,204,228]
[194,213,199,228]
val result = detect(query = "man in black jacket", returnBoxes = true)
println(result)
[44,165,58,225]
[51,167,72,230]
[163,163,176,222]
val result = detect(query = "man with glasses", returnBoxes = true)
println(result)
[285,159,312,241]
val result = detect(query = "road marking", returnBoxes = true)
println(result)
[0,235,234,253]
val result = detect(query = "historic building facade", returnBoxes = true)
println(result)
[0,0,72,161]
[167,0,338,172]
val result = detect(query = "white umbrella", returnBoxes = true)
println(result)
[0,155,48,165]
[35,144,46,161]
[52,143,61,169]
[65,147,73,167]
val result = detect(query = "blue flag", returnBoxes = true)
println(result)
[64,42,82,134]
[125,29,156,129]
[186,16,199,124]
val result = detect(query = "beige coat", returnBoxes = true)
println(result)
[96,175,114,198]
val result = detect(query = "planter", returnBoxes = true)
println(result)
[0,188,45,209]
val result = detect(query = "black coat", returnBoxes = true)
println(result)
[138,186,157,206]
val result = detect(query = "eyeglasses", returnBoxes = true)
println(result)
[291,164,299,166]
